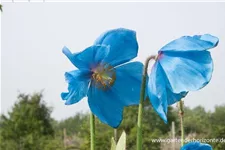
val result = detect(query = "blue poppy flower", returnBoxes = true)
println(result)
[147,34,219,122]
[61,28,143,128]
[181,142,212,150]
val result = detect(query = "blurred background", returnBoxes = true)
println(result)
[1,2,225,150]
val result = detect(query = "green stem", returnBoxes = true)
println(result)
[90,113,95,150]
[178,100,184,146]
[137,56,156,150]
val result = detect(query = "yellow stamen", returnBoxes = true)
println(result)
[92,63,116,90]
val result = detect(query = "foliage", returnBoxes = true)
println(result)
[207,105,225,150]
[183,106,211,136]
[64,100,178,150]
[1,93,225,150]
[0,93,62,150]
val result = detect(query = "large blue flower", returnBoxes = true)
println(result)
[181,142,212,150]
[147,34,219,122]
[61,28,143,128]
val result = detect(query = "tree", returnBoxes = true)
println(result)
[208,105,225,150]
[183,106,211,136]
[0,93,56,150]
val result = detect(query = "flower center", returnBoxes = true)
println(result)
[91,63,116,90]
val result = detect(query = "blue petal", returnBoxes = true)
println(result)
[159,51,213,93]
[87,62,143,128]
[113,62,143,106]
[181,142,212,150]
[94,28,138,66]
[62,45,109,70]
[147,62,168,123]
[160,34,219,52]
[147,62,187,122]
[87,84,123,128]
[167,90,187,105]
[61,70,90,105]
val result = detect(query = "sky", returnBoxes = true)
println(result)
[1,2,225,121]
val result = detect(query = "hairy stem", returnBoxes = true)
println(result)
[90,113,95,150]
[137,56,156,150]
[178,100,184,146]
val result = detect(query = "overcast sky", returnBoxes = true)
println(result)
[1,2,225,121]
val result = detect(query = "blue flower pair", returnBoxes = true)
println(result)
[61,28,219,128]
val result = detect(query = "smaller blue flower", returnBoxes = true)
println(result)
[61,28,143,128]
[147,34,219,122]
[181,142,212,150]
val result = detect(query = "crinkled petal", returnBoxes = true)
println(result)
[94,28,138,66]
[62,45,109,70]
[87,84,123,128]
[61,70,90,105]
[160,34,219,52]
[147,62,187,122]
[147,62,168,123]
[167,90,187,105]
[112,61,143,106]
[159,51,213,93]
[181,142,212,150]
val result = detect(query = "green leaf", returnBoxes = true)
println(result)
[116,131,126,150]
[110,137,116,150]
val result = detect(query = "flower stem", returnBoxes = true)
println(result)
[114,128,118,143]
[178,100,184,146]
[137,56,156,150]
[90,113,95,150]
